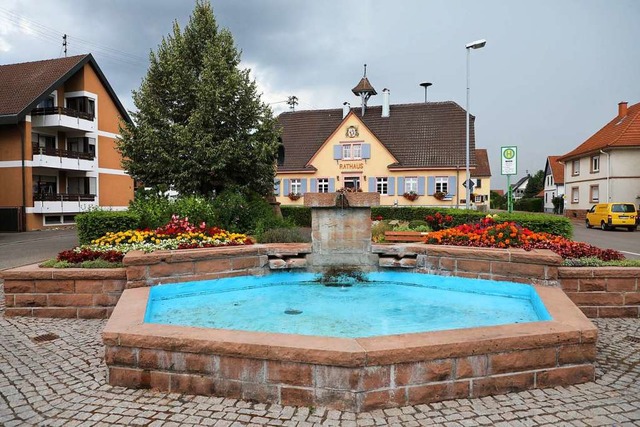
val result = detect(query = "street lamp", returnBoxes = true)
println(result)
[465,39,486,210]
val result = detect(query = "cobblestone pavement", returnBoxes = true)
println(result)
[1,283,639,427]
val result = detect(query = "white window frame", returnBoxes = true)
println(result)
[572,160,580,176]
[590,185,599,203]
[435,176,448,194]
[591,156,600,173]
[341,143,362,160]
[376,177,388,195]
[317,178,329,193]
[405,177,418,193]
[290,179,301,195]
[571,187,579,204]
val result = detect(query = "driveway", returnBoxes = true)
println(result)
[0,228,78,270]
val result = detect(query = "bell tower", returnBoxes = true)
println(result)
[351,64,377,116]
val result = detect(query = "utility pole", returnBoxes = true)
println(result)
[62,34,67,57]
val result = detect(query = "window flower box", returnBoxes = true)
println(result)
[287,192,302,201]
[403,191,419,202]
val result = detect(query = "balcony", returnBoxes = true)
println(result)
[32,193,97,214]
[32,146,96,171]
[31,107,95,132]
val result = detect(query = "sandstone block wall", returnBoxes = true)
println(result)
[3,266,126,318]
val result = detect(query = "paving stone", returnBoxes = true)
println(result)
[1,280,639,426]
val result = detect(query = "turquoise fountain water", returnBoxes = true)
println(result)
[144,271,551,338]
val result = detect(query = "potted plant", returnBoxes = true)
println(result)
[433,191,446,201]
[287,192,302,201]
[403,191,419,201]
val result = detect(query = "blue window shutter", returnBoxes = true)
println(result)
[274,179,280,196]
[362,143,371,159]
[333,145,342,160]
[397,177,404,194]
[310,178,317,192]
[427,177,435,195]
[388,177,395,196]
[419,177,427,196]
[300,178,307,194]
[448,176,457,195]
[283,179,290,195]
[368,177,376,192]
[329,178,335,192]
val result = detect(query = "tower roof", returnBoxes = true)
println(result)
[351,76,377,96]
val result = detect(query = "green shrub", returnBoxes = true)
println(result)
[39,259,73,268]
[562,257,640,267]
[372,220,393,242]
[369,207,572,238]
[281,206,312,227]
[80,259,124,268]
[128,191,173,229]
[372,207,485,225]
[76,210,140,245]
[494,212,572,238]
[514,197,543,212]
[212,189,280,234]
[171,195,218,227]
[129,193,218,229]
[257,227,310,243]
[408,220,428,229]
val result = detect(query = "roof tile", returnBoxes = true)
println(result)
[559,102,640,161]
[0,55,88,117]
[277,102,477,171]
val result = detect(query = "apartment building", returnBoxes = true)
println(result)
[0,54,133,231]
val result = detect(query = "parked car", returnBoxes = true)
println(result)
[585,203,637,231]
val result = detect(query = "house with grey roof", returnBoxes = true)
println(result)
[274,74,490,208]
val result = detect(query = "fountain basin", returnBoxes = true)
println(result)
[103,274,596,411]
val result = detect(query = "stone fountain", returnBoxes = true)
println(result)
[304,192,380,271]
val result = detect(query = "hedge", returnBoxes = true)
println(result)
[281,206,312,227]
[262,205,574,238]
[514,197,544,213]
[75,210,141,245]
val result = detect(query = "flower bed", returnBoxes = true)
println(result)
[47,215,252,268]
[425,217,623,261]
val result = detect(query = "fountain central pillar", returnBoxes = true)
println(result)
[304,192,380,270]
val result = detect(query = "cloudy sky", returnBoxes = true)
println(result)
[2,0,639,189]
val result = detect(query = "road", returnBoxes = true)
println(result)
[571,220,640,259]
[0,228,78,270]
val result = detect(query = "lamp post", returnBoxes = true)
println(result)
[465,39,486,210]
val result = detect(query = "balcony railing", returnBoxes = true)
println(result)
[33,193,96,202]
[32,146,94,160]
[32,106,94,121]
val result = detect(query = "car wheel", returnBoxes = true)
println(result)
[601,221,608,231]
[629,226,636,232]
[585,219,592,228]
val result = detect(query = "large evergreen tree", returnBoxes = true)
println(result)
[117,0,280,196]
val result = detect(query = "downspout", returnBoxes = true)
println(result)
[600,150,610,202]
[455,166,460,209]
[17,122,26,231]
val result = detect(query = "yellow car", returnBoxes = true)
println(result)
[585,203,637,231]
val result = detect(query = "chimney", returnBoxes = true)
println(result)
[343,102,350,118]
[382,88,390,117]
[618,101,628,118]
